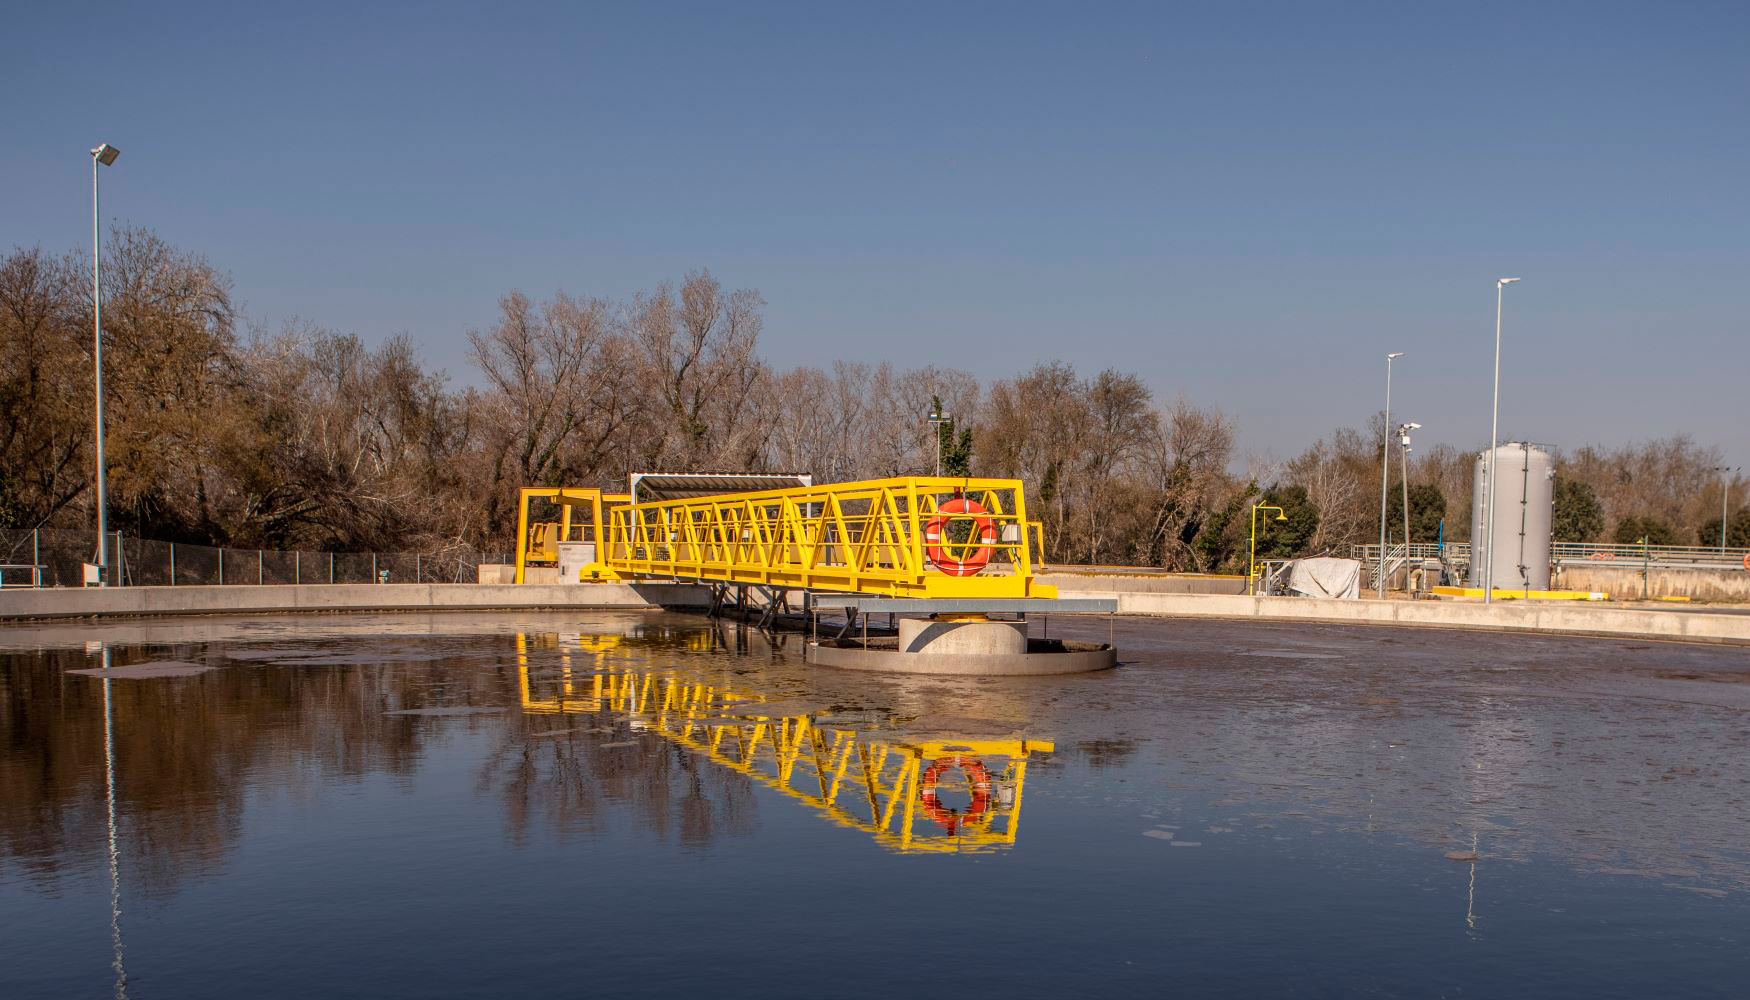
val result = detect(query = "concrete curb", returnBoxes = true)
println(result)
[0,583,711,621]
[1058,589,1750,646]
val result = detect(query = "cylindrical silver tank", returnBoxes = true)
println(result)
[1469,443,1555,591]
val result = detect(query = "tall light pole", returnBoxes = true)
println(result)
[927,405,951,477]
[1378,352,1404,598]
[1715,465,1740,554]
[1483,277,1519,604]
[91,143,120,586]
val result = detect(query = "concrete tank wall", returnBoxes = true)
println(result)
[1553,564,1750,603]
[1470,443,1554,590]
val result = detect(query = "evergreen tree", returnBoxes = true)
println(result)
[1552,477,1605,541]
[1613,516,1677,546]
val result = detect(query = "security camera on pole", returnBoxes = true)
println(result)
[1398,422,1421,560]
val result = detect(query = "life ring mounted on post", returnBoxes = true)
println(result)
[923,495,998,576]
[1742,551,1750,572]
[918,755,994,834]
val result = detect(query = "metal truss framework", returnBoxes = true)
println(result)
[601,476,1054,598]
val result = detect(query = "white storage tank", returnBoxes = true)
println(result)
[1470,443,1555,591]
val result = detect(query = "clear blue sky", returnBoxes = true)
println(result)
[5,1,1746,467]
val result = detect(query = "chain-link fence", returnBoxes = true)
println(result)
[0,528,507,588]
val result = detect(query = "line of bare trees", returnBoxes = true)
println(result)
[4,228,1741,570]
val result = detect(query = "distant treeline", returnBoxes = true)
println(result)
[3,229,1743,569]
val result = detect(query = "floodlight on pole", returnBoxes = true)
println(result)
[90,143,120,586]
[1484,278,1520,604]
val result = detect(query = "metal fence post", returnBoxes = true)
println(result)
[372,552,378,583]
[169,542,175,586]
[416,553,422,582]
[295,550,301,584]
[218,548,224,586]
[330,552,335,584]
[258,549,264,585]
[32,529,39,589]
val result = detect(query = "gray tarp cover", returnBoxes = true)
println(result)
[1285,557,1362,599]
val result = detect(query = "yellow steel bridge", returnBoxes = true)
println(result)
[594,476,1054,599]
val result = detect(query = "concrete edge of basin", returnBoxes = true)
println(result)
[0,583,713,622]
[1056,589,1750,646]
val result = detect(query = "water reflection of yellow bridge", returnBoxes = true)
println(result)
[516,631,1052,853]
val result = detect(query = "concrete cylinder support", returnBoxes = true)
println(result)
[898,615,1028,655]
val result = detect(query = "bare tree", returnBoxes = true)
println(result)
[469,290,623,535]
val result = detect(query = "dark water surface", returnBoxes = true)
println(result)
[2,611,1748,998]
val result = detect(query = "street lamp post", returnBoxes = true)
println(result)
[90,143,120,586]
[1715,466,1740,554]
[1378,352,1404,598]
[927,405,952,477]
[1249,503,1288,596]
[1484,277,1519,604]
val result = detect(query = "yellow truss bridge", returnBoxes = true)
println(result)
[597,476,1054,599]
[516,629,1052,853]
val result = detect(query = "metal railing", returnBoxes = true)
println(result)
[603,476,1052,598]
[1367,542,1413,591]
[0,527,506,589]
[1352,541,1748,569]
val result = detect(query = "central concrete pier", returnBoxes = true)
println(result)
[806,597,1120,675]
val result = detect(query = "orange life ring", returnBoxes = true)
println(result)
[1742,551,1749,572]
[923,497,998,576]
[918,755,994,834]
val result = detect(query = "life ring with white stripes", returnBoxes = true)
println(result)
[923,497,998,576]
[919,755,994,834]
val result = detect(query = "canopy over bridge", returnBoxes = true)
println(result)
[599,476,1055,599]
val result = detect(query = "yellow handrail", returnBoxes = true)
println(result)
[599,476,1055,598]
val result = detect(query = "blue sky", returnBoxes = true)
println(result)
[4,1,1745,466]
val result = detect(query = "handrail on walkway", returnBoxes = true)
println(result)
[601,476,1055,599]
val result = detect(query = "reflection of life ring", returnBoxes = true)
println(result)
[919,756,993,834]
[1587,552,1615,561]
[923,497,998,576]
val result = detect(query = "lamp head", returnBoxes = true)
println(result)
[91,143,120,166]
[1497,277,1520,286]
[1387,352,1404,360]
